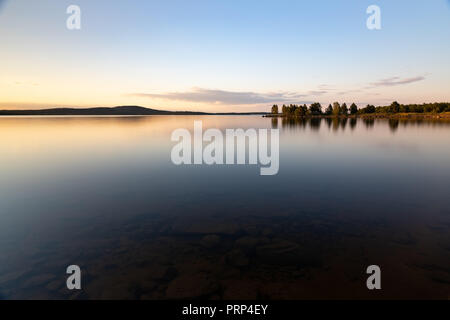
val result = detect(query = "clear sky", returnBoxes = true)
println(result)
[0,0,449,112]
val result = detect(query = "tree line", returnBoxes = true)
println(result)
[272,101,450,116]
[359,102,450,114]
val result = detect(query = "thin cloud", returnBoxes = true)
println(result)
[370,76,426,87]
[131,88,311,105]
[336,89,362,95]
[306,90,328,96]
[317,84,336,91]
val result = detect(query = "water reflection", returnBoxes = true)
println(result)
[0,115,449,299]
[277,117,450,134]
[275,116,450,134]
[281,117,307,129]
[342,118,348,130]
[363,118,374,129]
[389,119,400,132]
[332,118,340,131]
[350,118,357,130]
[310,118,321,131]
[271,117,278,129]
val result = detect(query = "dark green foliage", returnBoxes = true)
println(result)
[372,102,449,114]
[271,104,279,114]
[341,103,348,115]
[360,104,376,114]
[332,102,341,116]
[399,104,409,113]
[350,103,358,115]
[281,103,317,117]
[388,101,400,113]
[309,102,322,115]
[277,101,450,116]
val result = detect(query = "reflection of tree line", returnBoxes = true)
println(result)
[272,117,450,133]
[278,117,356,131]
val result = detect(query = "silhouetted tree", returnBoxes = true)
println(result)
[399,104,409,113]
[273,101,449,116]
[389,101,400,113]
[271,105,279,114]
[363,104,376,114]
[350,103,358,115]
[309,102,322,115]
[341,103,348,115]
[332,102,341,116]
[301,104,308,115]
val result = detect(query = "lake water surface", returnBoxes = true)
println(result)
[0,115,449,299]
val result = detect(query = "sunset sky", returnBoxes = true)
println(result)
[0,0,449,112]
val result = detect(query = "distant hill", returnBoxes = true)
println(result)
[0,106,267,116]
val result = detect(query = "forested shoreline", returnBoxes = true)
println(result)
[268,101,450,118]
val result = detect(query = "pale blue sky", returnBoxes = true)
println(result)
[0,0,449,111]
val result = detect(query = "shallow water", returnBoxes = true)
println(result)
[0,115,449,299]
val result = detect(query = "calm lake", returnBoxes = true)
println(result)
[0,115,449,299]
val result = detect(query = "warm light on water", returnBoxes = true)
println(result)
[0,115,449,299]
